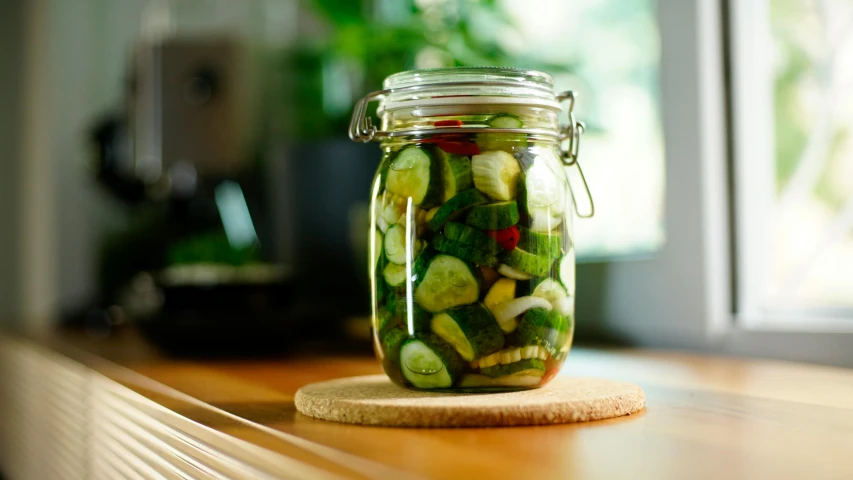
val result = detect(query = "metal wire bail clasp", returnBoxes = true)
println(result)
[557,90,595,218]
[349,90,386,142]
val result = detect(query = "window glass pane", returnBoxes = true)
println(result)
[295,0,665,259]
[767,0,853,310]
[500,0,665,258]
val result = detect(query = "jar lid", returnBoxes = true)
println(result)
[379,67,561,113]
[349,67,595,219]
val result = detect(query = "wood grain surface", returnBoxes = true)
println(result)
[6,329,853,479]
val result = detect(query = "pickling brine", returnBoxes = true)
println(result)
[352,68,590,391]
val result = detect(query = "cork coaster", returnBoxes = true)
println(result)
[294,375,645,428]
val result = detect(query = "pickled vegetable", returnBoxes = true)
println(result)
[370,116,574,391]
[430,303,504,361]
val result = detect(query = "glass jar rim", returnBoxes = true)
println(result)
[383,67,555,91]
[379,66,562,113]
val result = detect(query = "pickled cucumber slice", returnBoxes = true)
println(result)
[430,304,504,361]
[383,263,408,288]
[381,326,408,365]
[399,334,464,389]
[412,247,437,287]
[432,234,499,269]
[476,115,526,153]
[465,201,519,230]
[389,293,431,332]
[443,222,503,255]
[557,252,575,294]
[503,247,552,277]
[472,150,521,201]
[480,358,546,378]
[515,307,569,357]
[517,162,565,232]
[521,160,566,214]
[386,146,443,207]
[440,153,473,202]
[487,114,524,128]
[427,189,488,231]
[518,226,561,259]
[384,224,408,265]
[484,278,516,313]
[413,254,480,312]
[490,296,552,333]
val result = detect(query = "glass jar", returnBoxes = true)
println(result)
[350,67,593,391]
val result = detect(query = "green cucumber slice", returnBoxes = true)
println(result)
[465,201,519,230]
[517,162,566,232]
[480,358,546,378]
[399,334,464,389]
[440,153,473,202]
[472,150,521,201]
[487,114,523,128]
[412,247,438,287]
[383,263,408,288]
[381,326,408,366]
[522,160,566,213]
[429,303,504,362]
[476,115,527,153]
[427,189,488,231]
[503,246,552,277]
[515,308,569,357]
[389,293,431,332]
[443,222,503,255]
[386,146,443,207]
[384,224,407,265]
[432,234,500,269]
[557,252,575,295]
[413,254,481,312]
[518,226,561,259]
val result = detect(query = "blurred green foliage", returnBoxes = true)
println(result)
[285,0,573,139]
[771,0,850,208]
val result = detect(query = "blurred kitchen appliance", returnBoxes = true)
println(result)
[132,36,251,182]
[80,0,372,357]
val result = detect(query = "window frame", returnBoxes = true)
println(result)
[578,0,853,368]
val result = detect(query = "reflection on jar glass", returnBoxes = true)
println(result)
[351,67,591,391]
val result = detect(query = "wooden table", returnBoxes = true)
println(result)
[2,328,853,479]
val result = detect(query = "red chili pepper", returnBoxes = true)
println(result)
[433,119,463,127]
[436,141,481,156]
[485,225,520,251]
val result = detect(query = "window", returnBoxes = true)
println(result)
[501,0,666,258]
[733,0,853,322]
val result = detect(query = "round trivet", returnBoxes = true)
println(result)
[294,375,644,427]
